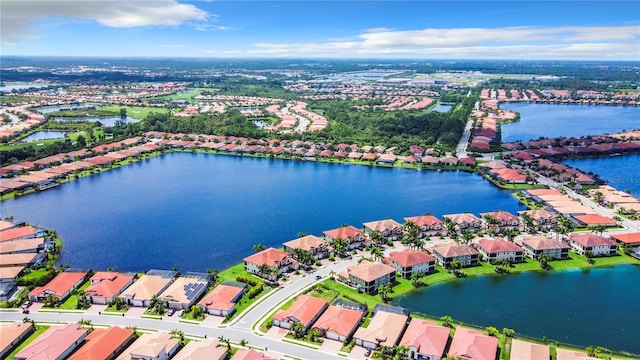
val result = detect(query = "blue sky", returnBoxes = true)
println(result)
[1,1,639,60]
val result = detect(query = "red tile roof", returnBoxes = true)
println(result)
[67,326,133,360]
[15,324,88,360]
[323,225,363,240]
[610,232,640,246]
[0,226,37,242]
[573,214,617,226]
[522,237,570,251]
[312,305,364,338]
[448,327,498,360]
[85,272,134,299]
[570,233,617,247]
[433,244,479,258]
[400,319,449,357]
[198,284,244,312]
[272,295,328,327]
[231,349,275,360]
[404,215,442,228]
[477,238,523,254]
[29,271,87,298]
[243,248,289,267]
[389,249,435,267]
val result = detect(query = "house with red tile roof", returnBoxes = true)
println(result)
[311,305,365,342]
[198,283,245,316]
[173,338,228,360]
[518,209,557,230]
[243,247,298,281]
[84,272,135,305]
[28,271,88,303]
[480,211,522,231]
[443,213,482,233]
[283,235,332,260]
[67,326,134,360]
[569,233,618,256]
[354,307,409,350]
[231,349,276,360]
[432,244,479,268]
[363,219,403,242]
[0,226,42,242]
[448,327,498,360]
[272,294,328,330]
[404,215,442,237]
[477,238,524,263]
[521,236,570,259]
[337,261,396,294]
[610,232,640,248]
[323,225,368,249]
[573,214,617,227]
[387,249,436,278]
[119,271,177,307]
[115,331,180,360]
[556,348,597,360]
[14,323,88,360]
[0,322,33,359]
[509,339,549,360]
[399,319,450,360]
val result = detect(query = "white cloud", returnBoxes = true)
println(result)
[246,25,640,60]
[1,0,208,45]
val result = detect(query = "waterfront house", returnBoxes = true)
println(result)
[231,349,276,360]
[573,214,617,227]
[272,294,328,330]
[442,213,482,233]
[283,235,332,260]
[556,348,597,360]
[0,237,50,255]
[480,211,522,231]
[569,233,618,256]
[509,339,549,360]
[521,236,570,259]
[610,232,640,248]
[198,283,245,316]
[387,249,436,278]
[399,319,450,360]
[0,253,46,268]
[448,327,498,360]
[115,332,180,360]
[159,274,209,310]
[311,304,365,342]
[337,261,396,294]
[14,324,88,360]
[477,238,524,263]
[84,271,135,305]
[119,270,177,307]
[243,247,298,281]
[0,226,41,242]
[432,244,480,268]
[67,326,134,360]
[0,322,33,359]
[28,271,88,303]
[323,225,368,250]
[0,267,24,284]
[404,215,443,237]
[518,209,558,229]
[172,338,228,360]
[354,306,409,350]
[363,219,403,242]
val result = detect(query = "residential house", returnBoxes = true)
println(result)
[172,338,228,360]
[0,282,18,301]
[0,226,43,242]
[404,215,443,237]
[518,209,557,229]
[272,294,328,330]
[573,214,617,227]
[337,261,396,294]
[556,348,597,360]
[432,244,480,268]
[363,219,403,242]
[0,267,24,284]
[399,319,450,360]
[283,235,332,260]
[387,249,436,278]
[509,339,549,360]
[521,236,570,259]
[354,306,409,350]
[28,271,88,303]
[115,332,180,360]
[119,270,177,307]
[448,327,498,360]
[0,322,33,359]
[67,326,134,360]
[311,305,365,342]
[14,324,88,360]
[443,213,483,233]
[231,349,276,360]
[0,237,51,255]
[84,271,135,305]
[611,232,640,248]
[569,233,618,257]
[480,211,522,231]
[323,225,368,250]
[159,274,209,310]
[198,283,246,316]
[243,247,298,281]
[477,238,524,263]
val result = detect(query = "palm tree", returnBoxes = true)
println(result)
[369,246,384,261]
[257,264,274,280]
[329,270,337,280]
[440,315,454,328]
[588,224,607,236]
[240,339,249,347]
[443,217,457,238]
[502,228,519,242]
[368,230,385,245]
[378,283,393,302]
[170,329,185,343]
[520,212,535,232]
[332,237,348,257]
[252,243,266,252]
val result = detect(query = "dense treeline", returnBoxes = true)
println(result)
[1,138,82,165]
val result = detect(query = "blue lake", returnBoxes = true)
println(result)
[395,265,640,355]
[500,103,640,143]
[21,131,67,142]
[53,116,139,127]
[430,104,453,112]
[563,154,640,196]
[35,103,94,114]
[0,152,524,272]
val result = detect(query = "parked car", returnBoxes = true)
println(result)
[22,300,33,308]
[178,309,185,317]
[167,308,175,316]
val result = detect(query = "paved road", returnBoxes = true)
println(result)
[456,118,474,157]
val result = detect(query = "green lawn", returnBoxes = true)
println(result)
[97,105,170,119]
[57,280,91,310]
[4,325,49,359]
